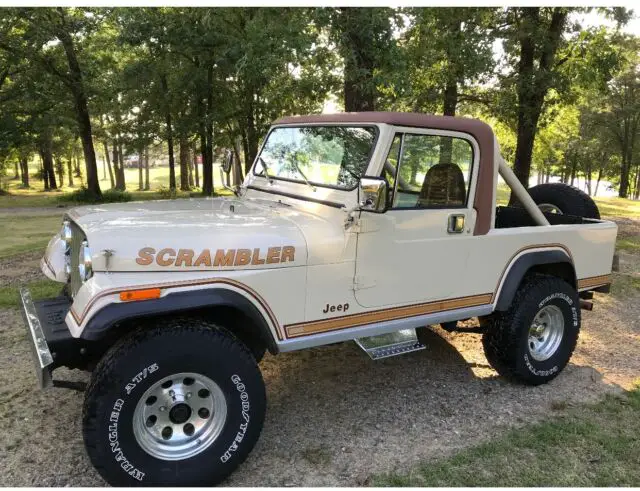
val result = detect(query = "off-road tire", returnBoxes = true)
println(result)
[526,182,600,219]
[482,275,580,385]
[82,319,266,486]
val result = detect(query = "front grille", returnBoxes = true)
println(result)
[68,220,87,297]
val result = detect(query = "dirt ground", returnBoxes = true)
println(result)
[0,220,638,487]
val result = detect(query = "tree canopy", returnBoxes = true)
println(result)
[0,7,638,199]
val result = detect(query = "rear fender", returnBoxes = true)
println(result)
[494,250,576,311]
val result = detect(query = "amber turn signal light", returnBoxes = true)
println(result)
[119,288,161,302]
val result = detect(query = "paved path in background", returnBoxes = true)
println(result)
[0,206,68,216]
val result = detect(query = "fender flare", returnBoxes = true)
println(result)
[494,250,575,311]
[79,288,278,353]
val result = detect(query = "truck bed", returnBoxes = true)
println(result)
[495,206,595,229]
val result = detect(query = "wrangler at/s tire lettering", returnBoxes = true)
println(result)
[82,320,266,486]
[482,275,580,386]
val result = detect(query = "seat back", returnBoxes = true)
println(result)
[418,163,466,207]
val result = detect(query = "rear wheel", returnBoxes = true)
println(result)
[526,183,600,219]
[83,320,266,486]
[482,275,580,385]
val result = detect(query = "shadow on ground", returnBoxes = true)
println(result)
[0,307,629,487]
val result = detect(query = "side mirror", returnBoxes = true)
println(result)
[359,177,388,213]
[219,166,239,196]
[222,150,233,174]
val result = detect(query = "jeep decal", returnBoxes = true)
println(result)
[136,246,295,267]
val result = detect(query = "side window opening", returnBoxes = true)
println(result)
[381,134,402,205]
[385,133,474,209]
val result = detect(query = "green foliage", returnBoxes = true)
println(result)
[1,7,638,201]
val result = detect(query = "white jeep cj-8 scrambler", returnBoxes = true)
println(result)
[21,112,616,486]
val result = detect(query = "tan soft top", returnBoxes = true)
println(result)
[273,111,496,236]
[274,111,492,137]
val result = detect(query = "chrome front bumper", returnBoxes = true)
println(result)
[19,288,54,389]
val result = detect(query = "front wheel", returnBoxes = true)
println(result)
[82,320,266,486]
[482,275,580,385]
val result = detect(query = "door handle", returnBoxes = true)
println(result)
[447,214,465,233]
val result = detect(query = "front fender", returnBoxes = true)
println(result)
[79,288,278,353]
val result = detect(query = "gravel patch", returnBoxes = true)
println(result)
[0,251,44,287]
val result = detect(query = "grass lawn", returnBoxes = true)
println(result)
[0,162,227,209]
[0,279,63,309]
[0,214,62,258]
[372,386,640,487]
[595,196,640,218]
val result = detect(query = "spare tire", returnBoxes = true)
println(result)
[526,183,600,219]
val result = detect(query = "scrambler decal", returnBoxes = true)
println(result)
[220,375,250,463]
[136,246,296,268]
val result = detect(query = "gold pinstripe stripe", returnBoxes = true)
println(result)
[284,293,493,337]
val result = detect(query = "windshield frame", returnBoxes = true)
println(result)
[251,123,380,191]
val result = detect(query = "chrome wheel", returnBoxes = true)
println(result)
[528,305,564,361]
[133,372,227,461]
[538,203,563,214]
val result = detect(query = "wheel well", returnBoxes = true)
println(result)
[525,261,576,288]
[495,251,576,311]
[131,306,270,356]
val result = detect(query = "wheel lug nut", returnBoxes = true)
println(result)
[169,390,175,397]
[159,406,166,412]
[186,392,192,399]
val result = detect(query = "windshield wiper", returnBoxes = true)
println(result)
[290,153,316,192]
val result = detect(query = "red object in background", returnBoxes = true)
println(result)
[196,155,202,164]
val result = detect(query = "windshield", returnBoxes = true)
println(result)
[254,125,377,190]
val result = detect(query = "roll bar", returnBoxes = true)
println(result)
[498,158,550,226]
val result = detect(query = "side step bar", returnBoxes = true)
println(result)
[355,329,425,360]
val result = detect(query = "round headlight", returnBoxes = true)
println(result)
[62,221,73,245]
[62,221,73,255]
[78,240,93,282]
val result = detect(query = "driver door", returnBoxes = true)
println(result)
[354,129,479,308]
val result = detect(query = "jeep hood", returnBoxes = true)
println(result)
[64,197,350,272]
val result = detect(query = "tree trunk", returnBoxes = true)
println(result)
[619,150,631,198]
[340,8,376,112]
[510,7,568,202]
[144,147,150,191]
[103,142,115,188]
[233,136,244,186]
[39,132,57,190]
[55,157,64,186]
[159,73,176,191]
[193,144,200,188]
[56,17,101,199]
[187,147,195,189]
[439,76,455,165]
[20,157,29,187]
[67,155,74,187]
[13,161,19,179]
[201,63,215,196]
[138,149,143,191]
[179,137,190,191]
[634,166,640,200]
[113,142,124,190]
[594,167,603,197]
[245,108,259,176]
